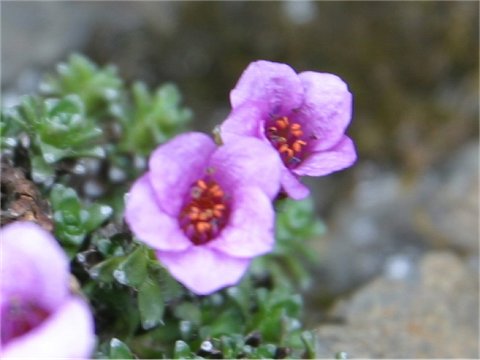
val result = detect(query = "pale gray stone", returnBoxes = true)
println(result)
[315,251,479,358]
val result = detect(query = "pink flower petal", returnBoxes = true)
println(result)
[149,132,217,216]
[1,297,95,359]
[294,136,357,176]
[157,247,251,295]
[230,60,304,115]
[208,187,275,258]
[210,135,282,200]
[281,169,310,200]
[1,222,69,312]
[297,71,353,151]
[220,103,267,140]
[125,174,192,252]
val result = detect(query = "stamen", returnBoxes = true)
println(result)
[291,128,303,137]
[180,178,229,245]
[196,221,211,234]
[197,179,208,190]
[292,140,307,152]
[265,116,309,167]
[276,116,289,129]
[188,206,200,220]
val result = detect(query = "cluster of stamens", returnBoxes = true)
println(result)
[179,178,229,245]
[266,116,307,167]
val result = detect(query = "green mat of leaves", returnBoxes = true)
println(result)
[1,54,324,359]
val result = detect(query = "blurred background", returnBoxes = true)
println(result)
[2,2,478,357]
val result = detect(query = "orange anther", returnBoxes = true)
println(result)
[197,179,208,190]
[213,204,225,217]
[291,129,303,138]
[292,143,302,153]
[279,144,290,153]
[276,117,289,129]
[209,185,224,198]
[188,207,200,220]
[214,204,226,211]
[196,221,211,233]
[279,144,295,159]
[292,140,307,153]
[290,123,301,130]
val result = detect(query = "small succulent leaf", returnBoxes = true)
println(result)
[173,340,194,359]
[85,204,113,232]
[138,277,165,330]
[113,245,148,288]
[30,155,55,185]
[89,256,125,283]
[109,338,134,359]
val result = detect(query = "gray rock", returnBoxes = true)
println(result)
[417,141,479,254]
[311,141,479,296]
[315,251,479,358]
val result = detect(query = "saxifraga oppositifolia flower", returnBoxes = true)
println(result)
[125,132,282,295]
[220,60,357,199]
[0,221,95,358]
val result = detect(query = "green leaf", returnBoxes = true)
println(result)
[138,277,165,330]
[113,245,148,288]
[30,155,55,185]
[174,302,201,324]
[0,108,22,149]
[109,338,134,359]
[254,344,277,358]
[173,340,194,359]
[50,184,111,257]
[41,54,123,115]
[301,331,317,359]
[119,82,192,155]
[89,256,125,283]
[85,203,113,232]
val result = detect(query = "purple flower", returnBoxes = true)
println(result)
[1,221,95,358]
[125,132,282,295]
[221,60,357,199]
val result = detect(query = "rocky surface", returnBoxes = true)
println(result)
[315,251,479,358]
[310,140,478,298]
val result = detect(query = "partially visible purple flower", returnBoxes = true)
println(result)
[221,60,357,199]
[125,132,282,295]
[1,221,95,358]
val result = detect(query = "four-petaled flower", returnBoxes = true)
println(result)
[221,60,357,199]
[0,221,95,358]
[125,132,282,295]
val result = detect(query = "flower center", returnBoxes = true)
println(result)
[179,178,229,245]
[266,116,307,168]
[1,298,50,345]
